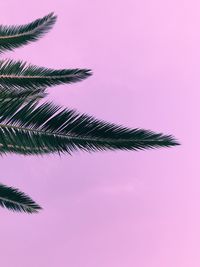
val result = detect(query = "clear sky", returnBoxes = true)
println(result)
[0,0,198,266]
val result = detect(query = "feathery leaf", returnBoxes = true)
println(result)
[0,183,41,213]
[0,59,92,92]
[0,12,57,53]
[0,98,179,155]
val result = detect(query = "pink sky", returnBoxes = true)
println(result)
[0,0,199,266]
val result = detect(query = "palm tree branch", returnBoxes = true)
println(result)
[0,122,173,144]
[0,98,179,155]
[0,183,41,213]
[0,13,57,53]
[0,59,92,92]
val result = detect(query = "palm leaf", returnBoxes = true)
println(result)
[0,183,41,213]
[0,98,179,155]
[0,12,57,53]
[0,59,92,93]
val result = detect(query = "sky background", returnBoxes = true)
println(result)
[0,0,198,266]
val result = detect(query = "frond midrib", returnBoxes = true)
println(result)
[0,122,170,144]
[0,74,83,79]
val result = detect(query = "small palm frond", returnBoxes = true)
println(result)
[0,60,92,92]
[0,183,41,213]
[0,98,179,155]
[0,12,57,53]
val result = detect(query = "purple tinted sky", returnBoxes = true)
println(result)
[0,0,199,266]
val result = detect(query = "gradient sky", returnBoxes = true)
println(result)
[0,0,199,266]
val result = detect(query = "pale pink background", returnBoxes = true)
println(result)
[0,0,198,266]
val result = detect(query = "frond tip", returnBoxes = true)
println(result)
[0,98,180,155]
[0,59,92,91]
[0,12,57,53]
[0,183,41,213]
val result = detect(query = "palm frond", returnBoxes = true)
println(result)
[0,98,179,155]
[0,59,92,92]
[0,183,41,213]
[0,12,57,53]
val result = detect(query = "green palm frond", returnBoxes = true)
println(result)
[0,60,92,93]
[0,98,179,155]
[0,183,41,213]
[0,12,179,214]
[0,13,57,53]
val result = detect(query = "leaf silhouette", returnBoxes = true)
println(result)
[0,183,41,213]
[0,12,57,53]
[0,12,179,214]
[0,59,92,93]
[0,98,179,155]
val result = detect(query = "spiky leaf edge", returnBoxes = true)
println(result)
[0,183,41,213]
